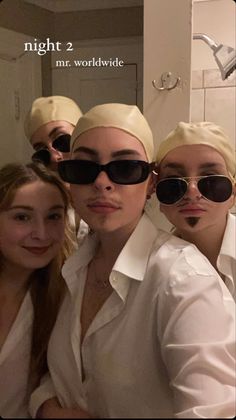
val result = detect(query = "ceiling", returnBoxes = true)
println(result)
[23,0,143,12]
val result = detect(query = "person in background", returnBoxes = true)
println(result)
[24,95,88,245]
[24,95,82,172]
[29,104,235,419]
[156,121,236,302]
[0,162,75,418]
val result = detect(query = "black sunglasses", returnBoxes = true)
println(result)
[156,175,233,205]
[32,134,71,166]
[58,159,156,185]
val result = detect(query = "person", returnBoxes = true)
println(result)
[24,95,83,172]
[24,95,88,244]
[155,121,236,302]
[0,162,75,418]
[29,104,235,418]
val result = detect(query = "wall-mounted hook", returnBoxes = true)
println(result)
[152,72,181,91]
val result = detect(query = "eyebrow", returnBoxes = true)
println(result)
[49,126,65,137]
[73,146,143,158]
[161,162,224,170]
[32,127,65,148]
[8,205,65,211]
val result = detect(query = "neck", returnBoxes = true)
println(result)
[96,221,138,267]
[176,219,227,270]
[0,265,32,301]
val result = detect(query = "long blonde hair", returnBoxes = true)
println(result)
[0,162,76,389]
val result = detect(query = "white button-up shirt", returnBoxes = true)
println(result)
[0,292,32,418]
[217,213,236,301]
[30,214,235,418]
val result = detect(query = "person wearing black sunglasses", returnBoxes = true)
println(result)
[24,96,82,172]
[24,96,88,245]
[156,121,236,302]
[29,104,235,419]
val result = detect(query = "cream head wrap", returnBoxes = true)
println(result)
[70,103,154,162]
[156,121,235,179]
[24,96,82,140]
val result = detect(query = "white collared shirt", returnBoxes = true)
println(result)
[217,212,236,300]
[0,292,33,418]
[30,214,235,418]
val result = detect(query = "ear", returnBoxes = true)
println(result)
[147,171,158,198]
[229,182,236,209]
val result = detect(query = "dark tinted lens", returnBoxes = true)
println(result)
[198,176,232,202]
[156,178,187,204]
[32,149,51,166]
[52,134,71,152]
[108,160,150,184]
[58,160,99,184]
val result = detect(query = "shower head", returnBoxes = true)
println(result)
[193,33,236,80]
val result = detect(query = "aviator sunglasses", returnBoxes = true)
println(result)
[58,159,156,185]
[156,175,233,205]
[32,134,71,166]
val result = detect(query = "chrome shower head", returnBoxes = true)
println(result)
[193,33,236,80]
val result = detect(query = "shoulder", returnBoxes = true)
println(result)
[149,233,219,286]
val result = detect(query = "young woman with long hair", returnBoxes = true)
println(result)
[0,162,75,418]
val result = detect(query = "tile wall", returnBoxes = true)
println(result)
[191,68,236,214]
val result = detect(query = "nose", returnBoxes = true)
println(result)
[31,219,49,240]
[93,170,114,191]
[184,179,202,200]
[49,146,63,163]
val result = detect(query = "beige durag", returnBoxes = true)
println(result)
[156,121,235,179]
[24,96,83,140]
[70,103,154,162]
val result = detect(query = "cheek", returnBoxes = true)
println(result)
[51,223,66,243]
[159,204,174,216]
[0,226,28,245]
[123,185,147,210]
[70,185,87,210]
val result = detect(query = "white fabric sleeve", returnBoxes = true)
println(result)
[29,373,57,418]
[157,267,236,418]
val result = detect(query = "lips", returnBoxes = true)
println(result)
[23,246,51,255]
[179,206,206,215]
[88,200,120,214]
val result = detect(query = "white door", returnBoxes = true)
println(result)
[0,28,42,167]
[51,38,143,112]
[52,64,138,113]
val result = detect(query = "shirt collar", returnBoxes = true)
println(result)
[62,232,98,293]
[217,213,235,295]
[219,212,235,259]
[62,213,157,299]
[113,213,157,281]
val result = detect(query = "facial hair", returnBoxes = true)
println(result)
[185,217,200,227]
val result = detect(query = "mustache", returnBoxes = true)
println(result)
[86,196,122,208]
[176,196,206,208]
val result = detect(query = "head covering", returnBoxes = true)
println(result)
[70,103,154,162]
[156,121,235,178]
[24,96,82,140]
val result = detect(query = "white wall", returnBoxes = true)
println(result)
[192,0,236,70]
[143,0,193,230]
[191,0,235,145]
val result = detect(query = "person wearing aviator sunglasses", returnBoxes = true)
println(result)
[29,104,235,419]
[156,121,236,301]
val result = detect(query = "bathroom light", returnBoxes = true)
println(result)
[193,33,236,80]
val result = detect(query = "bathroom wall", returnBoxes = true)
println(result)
[191,69,235,143]
[191,0,235,143]
[191,0,235,214]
